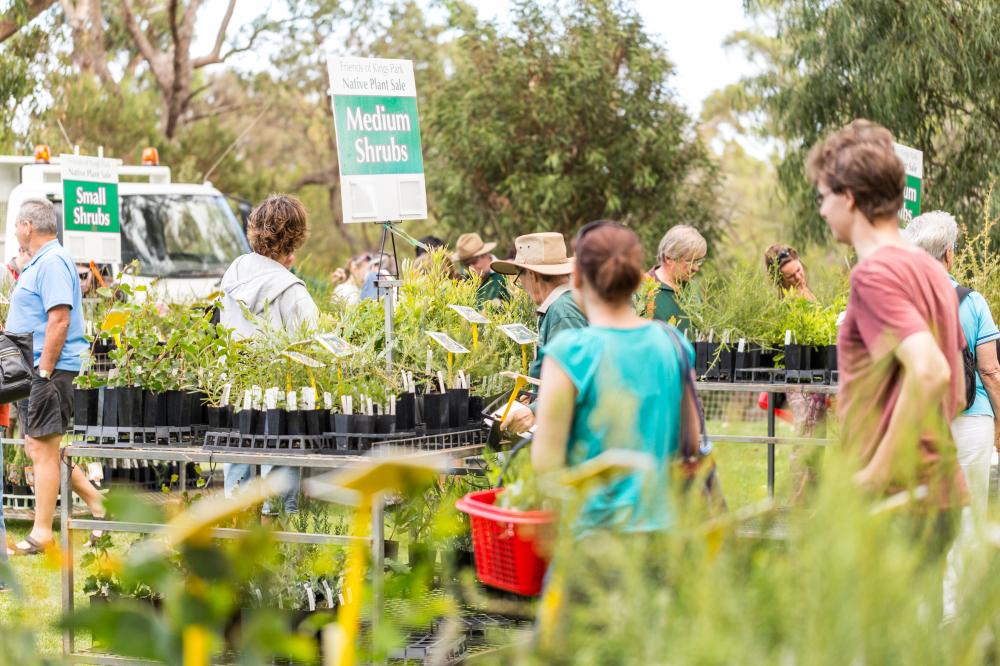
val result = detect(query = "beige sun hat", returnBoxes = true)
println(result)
[491,232,574,276]
[452,233,497,263]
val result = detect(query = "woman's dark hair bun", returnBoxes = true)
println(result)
[576,224,643,302]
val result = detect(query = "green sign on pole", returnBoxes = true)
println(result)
[328,57,427,223]
[60,153,122,263]
[893,143,922,223]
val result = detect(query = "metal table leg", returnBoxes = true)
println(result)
[61,449,75,656]
[767,391,776,498]
[370,494,385,648]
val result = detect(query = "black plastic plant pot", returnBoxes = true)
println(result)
[706,346,734,382]
[734,343,757,380]
[151,392,169,427]
[286,410,303,436]
[221,405,234,430]
[100,387,119,429]
[334,413,354,449]
[354,414,374,437]
[265,409,286,437]
[422,393,449,430]
[238,409,256,436]
[142,390,157,428]
[408,543,437,570]
[74,388,100,427]
[206,406,221,429]
[253,409,266,435]
[116,387,143,427]
[166,391,187,427]
[383,539,400,560]
[326,409,336,433]
[305,409,324,436]
[447,388,470,427]
[188,393,206,427]
[694,342,710,379]
[469,395,486,420]
[784,344,807,372]
[395,394,416,430]
[824,345,838,382]
[375,414,395,434]
[808,346,826,372]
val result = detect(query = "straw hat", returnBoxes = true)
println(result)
[452,233,497,263]
[491,232,574,276]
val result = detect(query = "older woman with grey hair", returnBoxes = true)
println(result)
[904,211,1000,516]
[648,225,707,333]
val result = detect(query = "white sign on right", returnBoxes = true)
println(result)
[893,142,922,223]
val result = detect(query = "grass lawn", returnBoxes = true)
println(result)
[0,416,825,657]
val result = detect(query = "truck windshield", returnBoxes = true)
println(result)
[120,194,248,278]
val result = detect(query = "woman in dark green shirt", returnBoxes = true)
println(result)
[647,225,707,333]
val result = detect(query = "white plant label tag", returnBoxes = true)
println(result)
[738,338,746,353]
[304,584,316,611]
[302,388,316,410]
[264,387,279,410]
[323,392,333,410]
[321,580,336,608]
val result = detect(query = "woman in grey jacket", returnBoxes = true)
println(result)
[220,194,319,517]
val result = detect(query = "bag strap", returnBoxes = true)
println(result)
[956,285,973,305]
[658,323,705,461]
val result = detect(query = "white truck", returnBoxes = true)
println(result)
[0,147,250,301]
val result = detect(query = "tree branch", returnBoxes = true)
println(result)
[291,169,337,191]
[120,0,169,90]
[0,0,57,43]
[191,0,236,68]
[185,102,254,124]
[196,17,272,68]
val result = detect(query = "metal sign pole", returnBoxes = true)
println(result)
[375,222,402,374]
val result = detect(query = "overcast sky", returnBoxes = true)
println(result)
[468,0,758,115]
[197,1,758,116]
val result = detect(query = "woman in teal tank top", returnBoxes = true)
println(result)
[532,222,694,533]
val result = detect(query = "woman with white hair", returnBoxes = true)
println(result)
[648,225,707,333]
[903,211,1000,517]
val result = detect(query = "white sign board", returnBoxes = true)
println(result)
[448,304,491,324]
[60,154,122,263]
[328,56,427,223]
[498,324,538,345]
[426,331,470,354]
[314,333,356,357]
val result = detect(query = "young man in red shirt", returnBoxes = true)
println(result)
[807,120,966,509]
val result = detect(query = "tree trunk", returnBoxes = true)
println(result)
[0,0,56,43]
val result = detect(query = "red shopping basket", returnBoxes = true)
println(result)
[456,487,555,596]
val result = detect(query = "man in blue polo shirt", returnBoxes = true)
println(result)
[6,198,104,556]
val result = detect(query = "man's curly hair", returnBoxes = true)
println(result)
[247,194,309,260]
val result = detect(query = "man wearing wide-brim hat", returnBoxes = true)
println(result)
[453,232,511,306]
[493,232,588,380]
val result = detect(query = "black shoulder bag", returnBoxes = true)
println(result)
[0,331,34,404]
